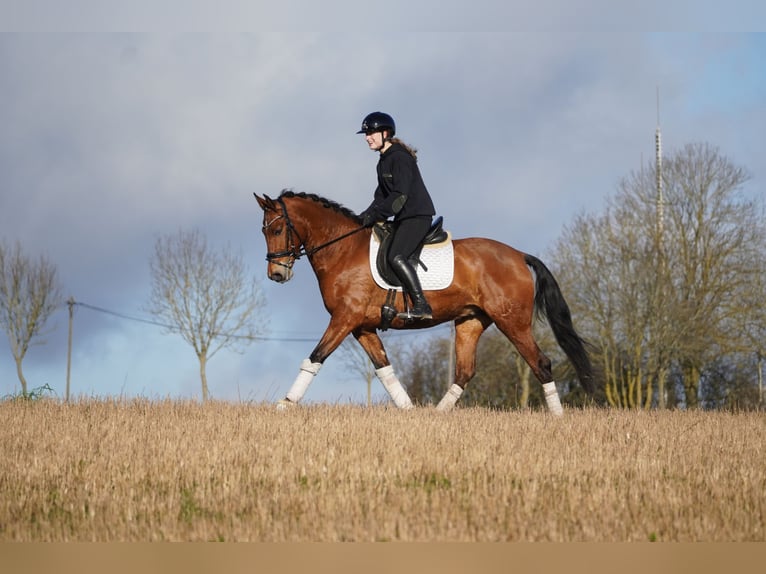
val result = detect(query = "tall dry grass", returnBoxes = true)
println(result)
[0,399,763,541]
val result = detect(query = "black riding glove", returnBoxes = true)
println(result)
[360,210,376,227]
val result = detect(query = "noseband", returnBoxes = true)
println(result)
[262,197,367,270]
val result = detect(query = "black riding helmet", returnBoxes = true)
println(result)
[357,111,396,137]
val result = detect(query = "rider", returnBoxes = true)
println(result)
[357,111,436,320]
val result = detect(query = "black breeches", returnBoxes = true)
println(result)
[387,216,432,265]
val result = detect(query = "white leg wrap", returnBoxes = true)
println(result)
[376,365,413,410]
[543,381,563,416]
[284,358,322,404]
[436,383,463,412]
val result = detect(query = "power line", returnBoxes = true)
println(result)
[66,300,449,343]
[74,301,173,330]
[70,300,317,343]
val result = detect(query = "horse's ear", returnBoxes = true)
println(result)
[254,193,276,211]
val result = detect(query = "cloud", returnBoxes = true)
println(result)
[1,32,763,402]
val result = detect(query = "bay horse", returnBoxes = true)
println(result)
[254,190,593,414]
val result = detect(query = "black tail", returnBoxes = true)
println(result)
[524,254,594,394]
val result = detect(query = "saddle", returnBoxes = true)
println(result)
[372,216,449,287]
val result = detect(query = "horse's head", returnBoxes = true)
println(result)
[254,193,301,283]
[255,190,367,284]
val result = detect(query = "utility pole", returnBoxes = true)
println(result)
[759,352,764,410]
[66,297,75,402]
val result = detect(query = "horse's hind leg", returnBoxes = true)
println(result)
[436,316,492,411]
[494,318,563,415]
[354,329,413,409]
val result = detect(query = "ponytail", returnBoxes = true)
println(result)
[390,137,418,159]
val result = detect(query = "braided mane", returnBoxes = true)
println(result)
[278,189,362,223]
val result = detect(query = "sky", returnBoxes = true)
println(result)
[1,19,765,404]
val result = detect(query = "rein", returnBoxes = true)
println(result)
[264,197,367,267]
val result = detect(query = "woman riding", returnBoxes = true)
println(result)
[357,111,436,320]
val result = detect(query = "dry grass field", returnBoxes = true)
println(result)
[0,399,763,542]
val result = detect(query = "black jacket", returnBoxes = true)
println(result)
[361,143,436,222]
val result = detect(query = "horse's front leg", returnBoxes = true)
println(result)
[277,316,354,409]
[354,329,413,410]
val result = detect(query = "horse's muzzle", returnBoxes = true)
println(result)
[268,264,293,283]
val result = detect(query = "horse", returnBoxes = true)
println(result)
[254,190,593,414]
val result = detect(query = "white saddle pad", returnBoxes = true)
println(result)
[369,231,454,291]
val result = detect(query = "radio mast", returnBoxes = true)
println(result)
[655,86,664,245]
[654,86,668,409]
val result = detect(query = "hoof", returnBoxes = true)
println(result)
[276,398,296,411]
[435,401,454,412]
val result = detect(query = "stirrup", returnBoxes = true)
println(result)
[397,311,432,321]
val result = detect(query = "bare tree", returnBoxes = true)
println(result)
[337,336,377,406]
[0,240,63,396]
[337,333,410,406]
[662,143,758,407]
[400,334,452,406]
[740,245,766,409]
[551,142,764,409]
[553,204,662,409]
[147,229,267,401]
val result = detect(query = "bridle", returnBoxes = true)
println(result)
[262,197,304,271]
[263,196,367,270]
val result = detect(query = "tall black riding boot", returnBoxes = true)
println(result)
[390,254,433,320]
